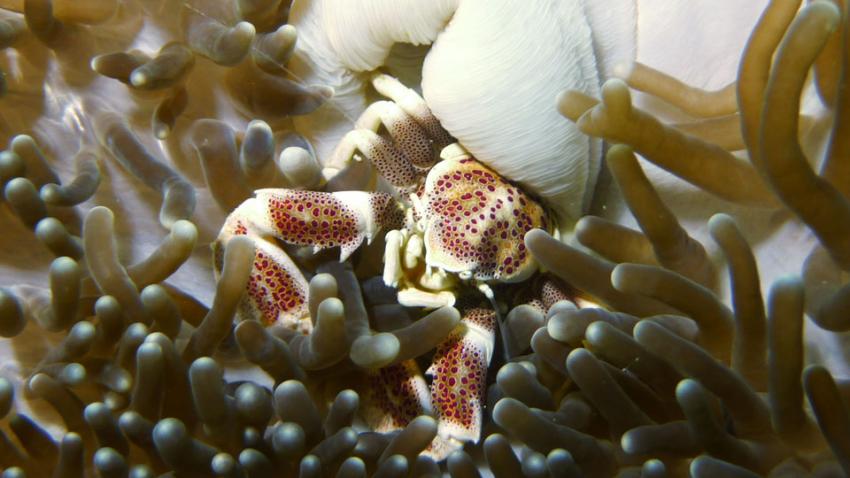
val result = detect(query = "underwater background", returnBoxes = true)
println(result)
[0,0,848,476]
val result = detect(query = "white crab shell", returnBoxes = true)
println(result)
[288,0,637,232]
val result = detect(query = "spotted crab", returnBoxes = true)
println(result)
[215,74,574,459]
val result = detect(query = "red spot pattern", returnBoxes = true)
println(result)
[231,220,306,327]
[423,158,547,281]
[385,108,436,170]
[541,275,575,311]
[511,273,576,316]
[428,307,496,433]
[212,240,226,273]
[370,193,405,232]
[525,299,547,315]
[365,361,428,432]
[369,135,424,190]
[262,190,362,253]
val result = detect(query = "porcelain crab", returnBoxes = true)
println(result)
[214,74,571,459]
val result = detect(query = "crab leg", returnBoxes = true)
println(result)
[515,273,577,316]
[328,104,429,191]
[426,304,497,460]
[327,75,452,191]
[361,360,432,433]
[215,189,403,329]
[357,304,495,461]
[371,73,454,151]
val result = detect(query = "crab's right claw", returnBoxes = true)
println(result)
[216,189,404,329]
[248,189,403,261]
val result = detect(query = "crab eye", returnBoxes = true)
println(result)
[420,155,548,282]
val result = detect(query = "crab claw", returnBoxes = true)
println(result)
[251,189,403,261]
[215,189,403,329]
[420,145,550,283]
[426,304,497,460]
[216,203,310,331]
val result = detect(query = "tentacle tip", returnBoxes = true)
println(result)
[810,0,842,28]
[350,333,400,369]
[129,70,147,88]
[38,183,60,203]
[170,219,198,240]
[609,263,634,292]
[235,21,256,37]
[524,228,549,248]
[620,431,638,455]
[314,84,334,100]
[606,143,634,160]
[772,275,803,294]
[612,61,635,80]
[9,134,34,148]
[707,212,735,233]
[674,378,701,400]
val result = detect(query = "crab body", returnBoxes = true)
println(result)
[217,144,552,319]
[214,74,562,459]
[385,144,551,309]
[417,148,549,283]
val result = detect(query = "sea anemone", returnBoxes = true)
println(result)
[0,0,848,477]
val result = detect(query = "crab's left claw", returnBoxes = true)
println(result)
[426,304,497,460]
